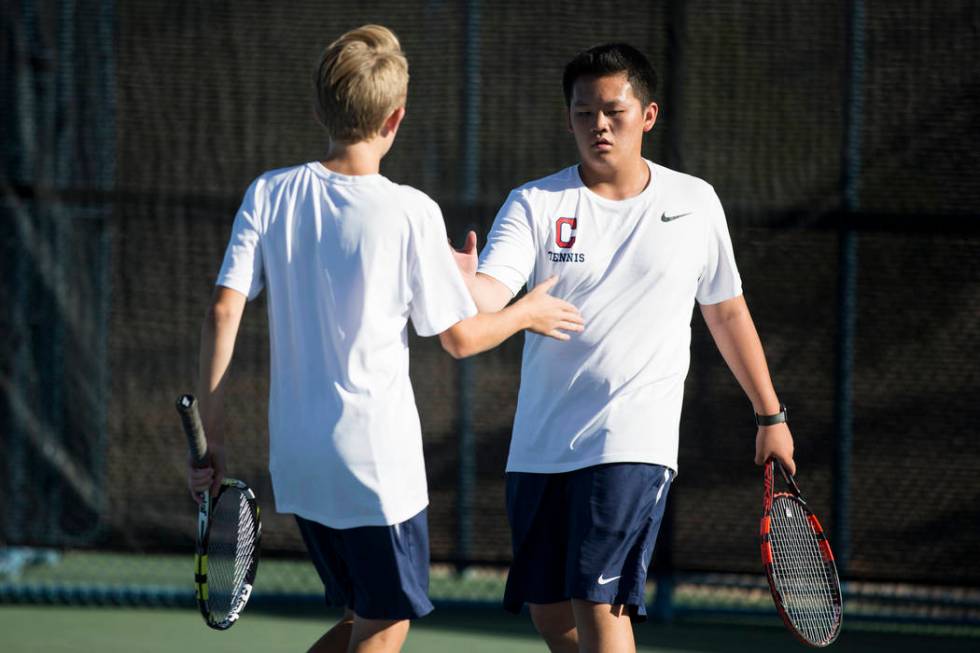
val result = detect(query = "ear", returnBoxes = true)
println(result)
[381,106,406,138]
[642,102,659,133]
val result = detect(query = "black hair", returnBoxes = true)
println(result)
[562,43,658,107]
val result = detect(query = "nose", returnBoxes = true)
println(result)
[592,111,610,134]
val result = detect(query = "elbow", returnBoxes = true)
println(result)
[201,302,238,342]
[439,329,472,360]
[206,298,239,329]
[441,340,464,359]
[209,303,234,324]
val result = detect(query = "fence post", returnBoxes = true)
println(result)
[834,0,865,580]
[650,0,688,622]
[455,0,481,574]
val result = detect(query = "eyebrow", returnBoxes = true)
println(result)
[572,99,627,107]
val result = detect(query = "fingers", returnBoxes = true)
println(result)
[523,277,586,340]
[780,454,797,477]
[545,330,571,341]
[448,230,479,253]
[532,275,559,294]
[209,461,225,497]
[755,424,796,476]
[757,451,797,476]
[532,312,584,339]
[540,321,583,340]
[559,309,585,327]
[189,466,213,488]
[188,466,214,503]
[464,230,477,254]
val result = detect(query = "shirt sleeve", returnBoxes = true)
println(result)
[407,199,478,337]
[695,188,743,305]
[216,179,265,300]
[477,190,536,295]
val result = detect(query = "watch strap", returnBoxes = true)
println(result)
[756,403,788,427]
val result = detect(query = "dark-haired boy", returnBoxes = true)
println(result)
[454,43,796,652]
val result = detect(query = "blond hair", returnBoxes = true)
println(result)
[314,25,409,143]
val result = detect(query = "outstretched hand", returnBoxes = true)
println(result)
[755,423,796,476]
[450,230,478,278]
[520,276,584,341]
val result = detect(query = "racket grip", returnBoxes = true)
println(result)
[176,394,210,467]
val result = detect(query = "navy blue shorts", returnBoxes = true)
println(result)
[295,508,433,620]
[503,463,673,621]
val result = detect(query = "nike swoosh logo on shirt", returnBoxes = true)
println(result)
[661,211,693,222]
[597,574,621,585]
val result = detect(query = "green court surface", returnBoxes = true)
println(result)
[2,604,979,653]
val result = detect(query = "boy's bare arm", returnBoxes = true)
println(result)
[699,294,796,475]
[450,229,517,313]
[439,276,583,359]
[189,286,247,498]
[468,273,515,313]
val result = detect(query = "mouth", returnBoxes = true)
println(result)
[592,138,613,151]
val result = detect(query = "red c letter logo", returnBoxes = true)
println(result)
[555,217,577,248]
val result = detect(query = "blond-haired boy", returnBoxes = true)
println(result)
[188,25,582,653]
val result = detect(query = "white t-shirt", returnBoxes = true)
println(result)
[478,160,741,474]
[216,162,477,528]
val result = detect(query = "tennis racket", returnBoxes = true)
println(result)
[176,394,261,630]
[761,458,843,647]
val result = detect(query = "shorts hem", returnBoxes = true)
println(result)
[278,500,429,529]
[503,593,568,615]
[571,589,649,622]
[353,599,434,621]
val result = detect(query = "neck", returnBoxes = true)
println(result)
[578,156,650,200]
[321,139,385,176]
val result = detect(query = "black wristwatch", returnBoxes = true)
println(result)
[755,403,788,427]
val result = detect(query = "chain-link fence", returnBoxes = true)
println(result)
[2,0,979,622]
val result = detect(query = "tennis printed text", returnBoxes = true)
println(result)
[547,251,586,263]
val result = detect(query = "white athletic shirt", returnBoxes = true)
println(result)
[216,162,476,528]
[478,160,741,474]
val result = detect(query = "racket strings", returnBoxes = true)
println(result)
[769,496,841,645]
[208,488,258,619]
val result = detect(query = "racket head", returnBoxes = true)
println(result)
[761,460,843,647]
[195,478,261,630]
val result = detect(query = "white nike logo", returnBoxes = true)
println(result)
[597,574,621,585]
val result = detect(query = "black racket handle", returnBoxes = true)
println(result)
[773,458,802,497]
[176,394,210,467]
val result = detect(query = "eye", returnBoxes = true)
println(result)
[576,111,592,117]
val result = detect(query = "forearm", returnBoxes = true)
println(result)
[468,272,514,313]
[440,301,529,359]
[197,296,245,444]
[701,296,780,414]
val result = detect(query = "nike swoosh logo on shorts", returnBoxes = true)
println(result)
[597,574,621,585]
[661,211,692,222]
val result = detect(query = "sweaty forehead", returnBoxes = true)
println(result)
[571,73,640,105]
